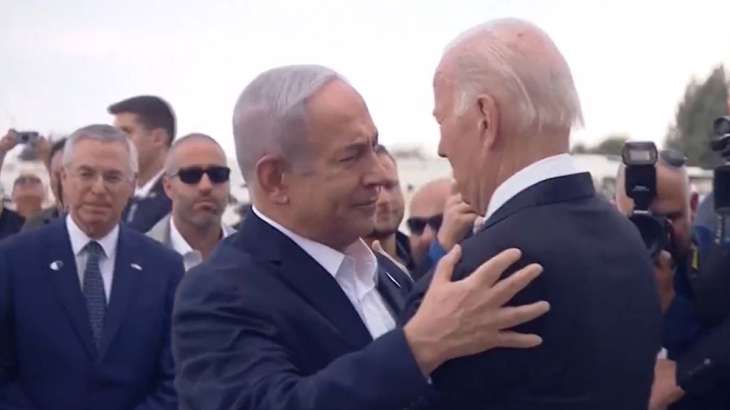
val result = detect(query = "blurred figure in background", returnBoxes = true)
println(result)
[109,95,175,232]
[23,138,67,230]
[11,171,45,219]
[363,144,413,272]
[0,131,26,239]
[407,178,450,272]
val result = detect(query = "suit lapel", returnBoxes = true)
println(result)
[98,226,142,358]
[375,253,413,316]
[481,172,596,231]
[239,213,373,349]
[45,220,97,359]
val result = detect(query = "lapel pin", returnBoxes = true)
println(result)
[50,260,64,271]
[131,263,143,271]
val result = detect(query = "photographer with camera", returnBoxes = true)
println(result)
[616,141,730,409]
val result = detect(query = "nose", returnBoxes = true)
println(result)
[197,173,214,193]
[437,136,447,158]
[363,151,388,189]
[90,174,106,193]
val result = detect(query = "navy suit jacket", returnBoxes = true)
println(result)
[0,219,183,410]
[122,178,172,233]
[405,173,662,410]
[173,212,432,410]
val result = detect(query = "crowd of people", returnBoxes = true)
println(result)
[1,17,729,410]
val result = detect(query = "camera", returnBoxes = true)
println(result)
[621,141,672,257]
[13,130,40,144]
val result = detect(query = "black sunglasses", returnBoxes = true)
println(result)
[172,166,231,185]
[407,214,443,235]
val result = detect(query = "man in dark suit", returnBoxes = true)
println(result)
[404,18,662,409]
[109,95,175,232]
[173,64,551,410]
[0,124,183,409]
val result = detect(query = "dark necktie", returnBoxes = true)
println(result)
[83,241,106,351]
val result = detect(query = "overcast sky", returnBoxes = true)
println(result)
[2,0,729,158]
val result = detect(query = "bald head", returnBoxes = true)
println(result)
[164,133,225,174]
[438,18,582,137]
[409,178,452,218]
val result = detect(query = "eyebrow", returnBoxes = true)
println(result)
[341,130,379,153]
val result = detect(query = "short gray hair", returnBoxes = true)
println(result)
[445,18,583,134]
[232,65,345,183]
[63,124,139,174]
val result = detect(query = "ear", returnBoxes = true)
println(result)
[689,191,699,220]
[255,155,290,205]
[476,94,499,150]
[162,175,174,199]
[151,128,169,148]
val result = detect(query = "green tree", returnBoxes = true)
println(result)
[665,65,729,168]
[571,134,628,156]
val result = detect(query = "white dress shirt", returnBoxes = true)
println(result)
[66,214,119,303]
[134,169,165,199]
[169,217,236,271]
[485,153,586,220]
[252,206,396,339]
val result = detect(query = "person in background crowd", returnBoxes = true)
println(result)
[172,64,549,410]
[404,18,661,409]
[147,133,235,271]
[109,95,175,232]
[23,137,67,230]
[0,124,182,410]
[408,178,479,278]
[407,178,450,271]
[11,170,46,219]
[0,131,26,239]
[363,144,414,272]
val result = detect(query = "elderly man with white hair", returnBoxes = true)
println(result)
[172,64,552,410]
[402,18,662,409]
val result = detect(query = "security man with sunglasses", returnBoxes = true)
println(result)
[147,133,235,271]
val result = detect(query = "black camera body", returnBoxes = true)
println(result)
[621,141,672,257]
[13,130,40,144]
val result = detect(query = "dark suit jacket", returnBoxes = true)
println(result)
[405,173,662,410]
[173,212,431,410]
[122,178,172,233]
[0,218,183,410]
[673,311,730,410]
[0,207,24,242]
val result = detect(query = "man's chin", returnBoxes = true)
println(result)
[367,227,397,240]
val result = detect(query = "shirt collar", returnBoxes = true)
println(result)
[66,214,119,258]
[168,216,235,257]
[485,153,585,220]
[135,169,165,199]
[251,206,378,286]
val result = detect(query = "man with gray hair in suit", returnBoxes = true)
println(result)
[146,133,235,271]
[173,64,550,410]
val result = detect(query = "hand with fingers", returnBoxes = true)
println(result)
[0,130,19,156]
[437,193,479,251]
[403,245,549,376]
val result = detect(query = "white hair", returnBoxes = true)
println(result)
[63,124,139,174]
[232,65,346,183]
[445,18,583,134]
